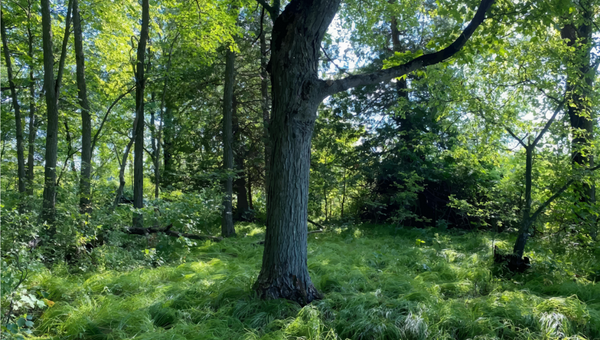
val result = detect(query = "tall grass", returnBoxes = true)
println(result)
[26,224,600,339]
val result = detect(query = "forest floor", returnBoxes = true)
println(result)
[26,224,600,339]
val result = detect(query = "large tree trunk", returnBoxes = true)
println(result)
[254,0,494,304]
[1,12,26,207]
[221,47,236,237]
[133,0,150,228]
[73,0,92,214]
[254,0,339,304]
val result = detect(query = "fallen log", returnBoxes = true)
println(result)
[307,218,325,230]
[126,224,222,242]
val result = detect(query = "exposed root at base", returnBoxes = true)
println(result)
[254,275,323,306]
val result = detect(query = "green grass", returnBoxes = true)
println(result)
[26,224,600,339]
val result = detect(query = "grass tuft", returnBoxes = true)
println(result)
[25,224,600,339]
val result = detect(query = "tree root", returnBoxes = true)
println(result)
[254,273,323,306]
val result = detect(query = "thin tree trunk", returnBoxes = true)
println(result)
[260,9,271,196]
[233,96,249,220]
[54,0,73,99]
[1,11,26,208]
[163,104,173,186]
[341,167,346,218]
[155,108,161,199]
[73,0,92,214]
[508,100,565,257]
[114,136,135,209]
[221,47,236,237]
[156,34,177,196]
[513,144,533,258]
[248,169,253,210]
[56,120,78,188]
[324,186,328,222]
[234,154,249,219]
[150,93,159,199]
[26,7,36,199]
[133,0,150,228]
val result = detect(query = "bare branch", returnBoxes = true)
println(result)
[531,99,565,147]
[322,0,495,97]
[504,126,527,148]
[91,85,136,152]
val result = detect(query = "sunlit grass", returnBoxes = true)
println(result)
[28,224,600,339]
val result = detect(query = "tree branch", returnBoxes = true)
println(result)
[256,0,277,20]
[504,126,527,148]
[529,163,600,223]
[91,85,136,153]
[322,0,495,97]
[531,99,565,148]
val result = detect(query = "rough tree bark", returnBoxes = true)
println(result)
[254,0,494,304]
[1,11,26,207]
[73,0,92,214]
[133,0,150,228]
[221,47,236,237]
